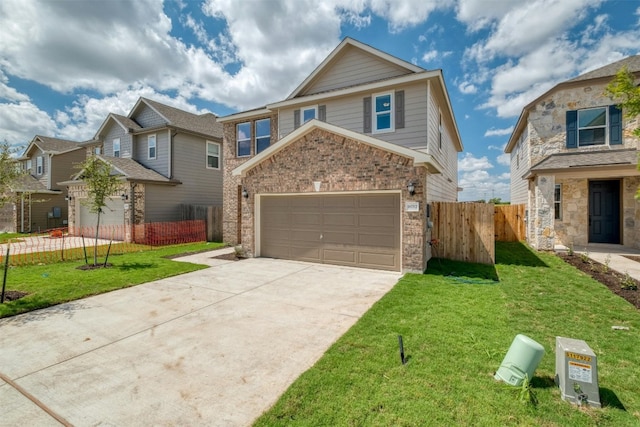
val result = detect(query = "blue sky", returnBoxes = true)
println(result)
[1,0,639,202]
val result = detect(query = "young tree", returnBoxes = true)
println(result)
[77,156,121,266]
[0,141,24,208]
[605,66,640,137]
[605,66,640,198]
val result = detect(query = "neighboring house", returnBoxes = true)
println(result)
[219,37,463,272]
[62,97,223,241]
[0,135,84,233]
[505,55,640,250]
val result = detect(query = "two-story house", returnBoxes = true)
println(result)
[505,55,640,250]
[0,135,84,233]
[219,38,463,272]
[63,97,223,241]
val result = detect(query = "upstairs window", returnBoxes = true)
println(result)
[373,92,393,133]
[206,141,220,169]
[113,138,121,157]
[438,111,443,149]
[302,106,317,123]
[578,107,606,146]
[255,119,271,154]
[95,147,101,155]
[237,122,251,157]
[148,134,156,159]
[25,159,32,172]
[36,156,43,175]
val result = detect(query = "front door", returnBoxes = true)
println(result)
[589,180,620,244]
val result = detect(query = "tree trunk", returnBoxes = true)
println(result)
[93,210,101,266]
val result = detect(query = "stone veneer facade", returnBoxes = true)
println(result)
[523,80,640,250]
[222,118,431,272]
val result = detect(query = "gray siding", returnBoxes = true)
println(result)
[279,82,428,150]
[134,130,170,177]
[510,128,530,205]
[302,47,412,96]
[51,149,85,190]
[103,124,132,158]
[132,104,166,128]
[144,133,223,222]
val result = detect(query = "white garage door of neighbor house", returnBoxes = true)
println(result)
[78,197,125,228]
[260,193,401,271]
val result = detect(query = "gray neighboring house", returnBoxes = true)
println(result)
[62,97,223,241]
[219,37,463,272]
[505,55,640,250]
[0,135,84,233]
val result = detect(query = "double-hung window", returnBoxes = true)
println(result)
[578,107,606,146]
[148,134,156,159]
[554,184,562,220]
[255,119,271,154]
[373,92,393,133]
[25,159,32,172]
[36,156,43,175]
[237,122,251,157]
[302,106,317,123]
[113,138,121,157]
[206,141,220,169]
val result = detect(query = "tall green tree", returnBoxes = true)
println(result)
[77,156,121,266]
[605,66,640,137]
[0,141,24,208]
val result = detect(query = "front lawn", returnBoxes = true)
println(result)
[255,242,640,426]
[0,242,225,318]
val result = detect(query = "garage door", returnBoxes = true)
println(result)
[260,193,400,271]
[78,197,125,239]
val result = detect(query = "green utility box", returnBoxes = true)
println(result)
[555,337,601,407]
[494,334,545,386]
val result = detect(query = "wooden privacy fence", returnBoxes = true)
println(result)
[432,202,495,265]
[494,204,526,242]
[181,204,223,242]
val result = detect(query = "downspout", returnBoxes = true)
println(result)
[168,129,173,179]
[20,194,24,233]
[28,193,32,233]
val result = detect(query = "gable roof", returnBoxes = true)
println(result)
[19,135,81,159]
[506,54,640,153]
[94,113,142,140]
[10,174,60,194]
[130,98,223,138]
[60,155,178,186]
[287,37,424,100]
[232,119,443,177]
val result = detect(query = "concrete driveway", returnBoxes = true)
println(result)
[0,251,400,426]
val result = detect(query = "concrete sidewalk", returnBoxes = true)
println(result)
[0,250,401,426]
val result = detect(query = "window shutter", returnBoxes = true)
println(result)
[395,90,405,129]
[363,97,372,133]
[293,109,300,129]
[609,105,622,145]
[566,110,577,149]
[318,105,326,122]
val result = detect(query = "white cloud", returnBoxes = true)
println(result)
[422,50,439,62]
[488,143,507,151]
[458,81,477,94]
[367,0,453,32]
[484,126,514,137]
[0,101,57,146]
[459,152,493,172]
[497,153,510,166]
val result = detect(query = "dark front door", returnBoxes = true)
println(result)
[589,180,620,244]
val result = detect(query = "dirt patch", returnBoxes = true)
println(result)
[1,290,29,302]
[557,252,640,310]
[211,252,246,261]
[77,263,113,270]
[622,255,640,263]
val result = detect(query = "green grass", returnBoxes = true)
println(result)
[0,241,225,318]
[0,232,25,243]
[255,242,640,426]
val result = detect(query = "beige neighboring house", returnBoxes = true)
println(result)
[0,136,84,233]
[219,37,463,272]
[61,97,223,241]
[505,55,640,251]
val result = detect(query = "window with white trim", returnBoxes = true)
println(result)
[554,184,562,220]
[578,107,606,146]
[113,138,121,157]
[25,159,32,172]
[148,134,156,159]
[206,141,220,169]
[438,110,443,149]
[95,147,101,155]
[255,119,271,154]
[237,122,251,157]
[36,156,43,175]
[302,106,317,123]
[373,92,393,133]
